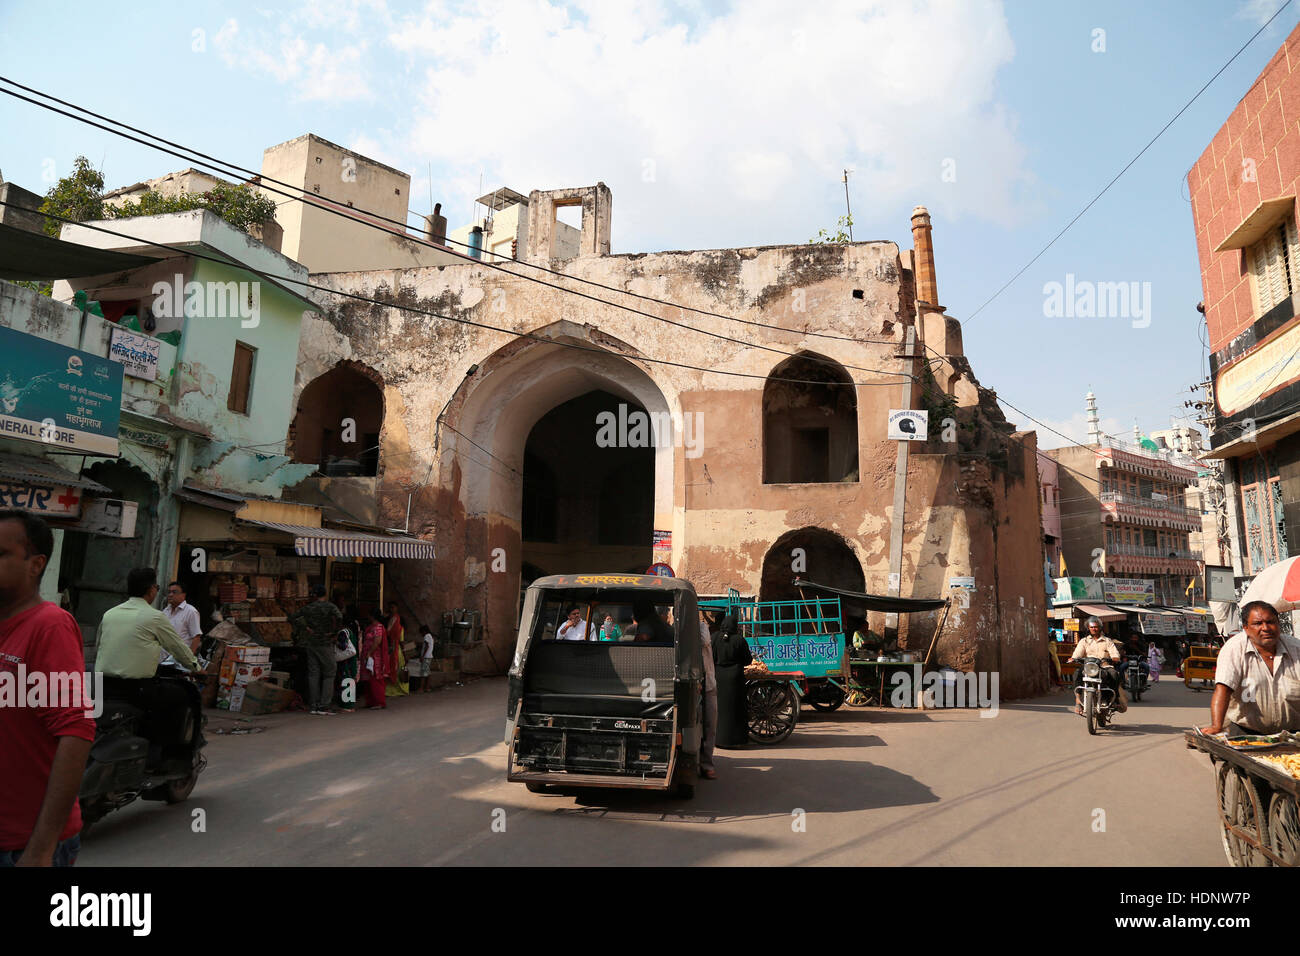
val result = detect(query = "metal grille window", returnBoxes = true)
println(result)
[1248,218,1300,315]
[1238,452,1289,574]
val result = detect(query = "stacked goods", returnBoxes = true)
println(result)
[251,597,286,619]
[1257,754,1300,778]
[239,679,296,716]
[253,575,276,596]
[217,644,274,711]
[224,602,251,623]
[218,581,249,603]
[256,621,293,644]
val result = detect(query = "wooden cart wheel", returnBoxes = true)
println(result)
[747,681,798,744]
[1217,764,1270,867]
[1267,791,1300,867]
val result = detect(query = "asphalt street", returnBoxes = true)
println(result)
[77,674,1227,866]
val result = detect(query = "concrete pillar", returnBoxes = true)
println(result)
[910,205,939,309]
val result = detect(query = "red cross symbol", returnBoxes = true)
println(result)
[57,490,80,510]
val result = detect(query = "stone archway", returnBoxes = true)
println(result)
[442,322,675,661]
[759,526,865,604]
[289,361,385,476]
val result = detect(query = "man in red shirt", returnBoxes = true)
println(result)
[0,510,95,866]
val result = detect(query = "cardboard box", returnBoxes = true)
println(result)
[239,679,295,716]
[227,686,246,712]
[235,662,271,683]
[227,645,271,664]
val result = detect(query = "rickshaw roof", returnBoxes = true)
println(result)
[528,574,697,594]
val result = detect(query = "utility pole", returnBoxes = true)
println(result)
[842,169,854,242]
[885,318,920,643]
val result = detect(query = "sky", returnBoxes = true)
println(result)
[1,0,1297,451]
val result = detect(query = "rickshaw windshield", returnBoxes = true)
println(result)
[532,588,677,645]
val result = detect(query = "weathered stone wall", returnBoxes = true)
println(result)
[293,225,1049,698]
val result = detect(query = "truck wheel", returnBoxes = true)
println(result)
[525,782,550,793]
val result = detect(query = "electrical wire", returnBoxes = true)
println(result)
[4,199,899,391]
[0,78,911,385]
[963,0,1295,326]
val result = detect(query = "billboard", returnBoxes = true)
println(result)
[0,326,122,455]
[1103,578,1155,604]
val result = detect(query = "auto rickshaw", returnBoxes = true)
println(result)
[505,574,704,799]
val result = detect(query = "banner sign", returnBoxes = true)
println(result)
[652,529,672,564]
[108,326,161,381]
[1053,577,1103,605]
[1104,578,1155,604]
[745,632,846,679]
[0,481,82,517]
[1135,613,1186,636]
[0,326,122,455]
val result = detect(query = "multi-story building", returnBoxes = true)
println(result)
[1037,450,1062,582]
[1189,22,1300,580]
[1048,397,1202,605]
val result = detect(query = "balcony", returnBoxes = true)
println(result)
[1099,491,1202,530]
[1107,543,1202,560]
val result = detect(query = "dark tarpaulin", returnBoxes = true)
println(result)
[0,221,160,281]
[792,578,948,613]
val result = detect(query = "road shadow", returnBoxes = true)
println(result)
[552,757,938,818]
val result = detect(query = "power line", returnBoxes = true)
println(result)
[0,78,910,385]
[4,199,897,391]
[0,73,908,351]
[964,0,1295,325]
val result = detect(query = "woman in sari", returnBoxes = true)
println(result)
[386,601,409,697]
[361,608,390,709]
[335,605,362,712]
[1147,640,1163,684]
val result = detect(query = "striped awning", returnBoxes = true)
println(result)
[235,519,434,559]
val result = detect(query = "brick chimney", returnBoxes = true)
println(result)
[910,205,938,308]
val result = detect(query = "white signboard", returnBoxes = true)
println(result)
[948,576,976,590]
[1205,565,1236,604]
[0,481,82,517]
[888,409,928,441]
[109,326,161,381]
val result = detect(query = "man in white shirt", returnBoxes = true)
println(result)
[556,606,589,641]
[161,580,202,666]
[419,625,435,693]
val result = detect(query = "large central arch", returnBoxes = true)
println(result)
[445,322,675,629]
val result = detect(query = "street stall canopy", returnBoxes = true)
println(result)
[234,518,434,559]
[0,221,161,280]
[0,452,111,493]
[791,578,947,613]
[1076,603,1127,622]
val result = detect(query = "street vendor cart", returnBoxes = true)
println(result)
[701,580,949,743]
[1184,729,1300,867]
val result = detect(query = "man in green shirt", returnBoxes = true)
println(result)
[96,568,198,679]
[289,586,341,716]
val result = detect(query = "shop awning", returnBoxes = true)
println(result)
[792,578,948,613]
[0,453,111,493]
[235,518,434,559]
[1077,603,1127,622]
[0,221,162,281]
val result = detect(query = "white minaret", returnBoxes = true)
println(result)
[1133,421,1141,445]
[1086,391,1101,445]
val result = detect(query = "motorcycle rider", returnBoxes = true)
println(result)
[1117,634,1150,689]
[1070,617,1127,715]
[94,568,200,743]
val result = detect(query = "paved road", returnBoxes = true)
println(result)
[79,675,1228,866]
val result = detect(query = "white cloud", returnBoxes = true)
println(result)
[389,0,1038,248]
[213,15,374,102]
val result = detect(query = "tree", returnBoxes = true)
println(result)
[808,214,853,245]
[110,182,278,231]
[39,156,104,236]
[39,155,278,237]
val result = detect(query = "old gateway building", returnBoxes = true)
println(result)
[282,169,1048,697]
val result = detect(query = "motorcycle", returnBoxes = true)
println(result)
[79,665,207,834]
[1124,656,1150,702]
[1076,657,1119,735]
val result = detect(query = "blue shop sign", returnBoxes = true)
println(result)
[0,325,122,455]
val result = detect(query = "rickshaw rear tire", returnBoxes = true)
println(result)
[525,781,551,793]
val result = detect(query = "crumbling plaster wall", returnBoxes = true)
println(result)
[297,237,1047,696]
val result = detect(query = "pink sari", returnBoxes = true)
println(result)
[362,623,390,681]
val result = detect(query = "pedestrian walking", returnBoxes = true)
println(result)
[698,611,718,779]
[335,605,362,712]
[1148,641,1163,683]
[418,624,435,692]
[289,586,342,716]
[361,608,390,709]
[386,601,409,697]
